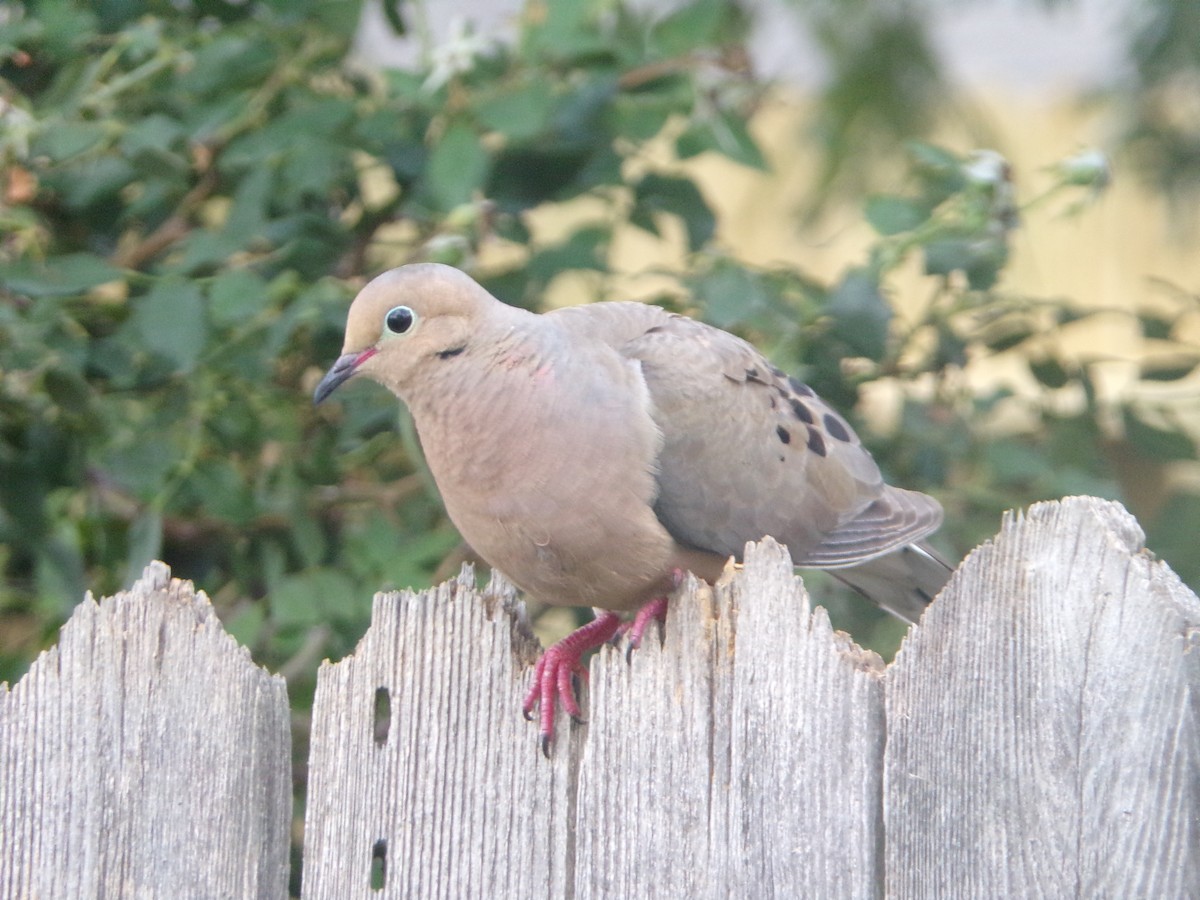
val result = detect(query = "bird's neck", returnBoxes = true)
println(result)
[406,317,561,484]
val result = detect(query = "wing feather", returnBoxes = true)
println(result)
[548,301,942,566]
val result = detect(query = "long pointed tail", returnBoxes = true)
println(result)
[830,541,954,624]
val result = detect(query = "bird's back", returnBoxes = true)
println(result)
[551,300,943,568]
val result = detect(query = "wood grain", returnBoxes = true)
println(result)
[4,498,1197,898]
[885,497,1200,898]
[301,568,576,900]
[0,562,291,900]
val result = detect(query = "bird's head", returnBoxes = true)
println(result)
[313,263,491,404]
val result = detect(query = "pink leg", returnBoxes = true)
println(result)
[522,611,620,756]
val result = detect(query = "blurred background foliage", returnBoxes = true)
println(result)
[2,0,1199,693]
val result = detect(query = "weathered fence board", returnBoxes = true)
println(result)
[885,499,1200,898]
[301,573,578,900]
[3,497,1198,898]
[575,547,886,899]
[301,495,1200,898]
[0,562,292,900]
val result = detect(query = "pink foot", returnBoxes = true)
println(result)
[522,611,620,756]
[623,596,669,662]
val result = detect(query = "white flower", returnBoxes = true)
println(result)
[1057,149,1111,189]
[0,98,35,160]
[422,17,494,93]
[962,149,1012,188]
[963,149,1018,232]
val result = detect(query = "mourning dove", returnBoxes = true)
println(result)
[315,263,950,752]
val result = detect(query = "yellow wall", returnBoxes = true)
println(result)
[522,89,1200,431]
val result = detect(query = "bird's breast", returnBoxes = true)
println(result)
[406,349,677,608]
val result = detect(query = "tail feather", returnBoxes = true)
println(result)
[829,541,953,624]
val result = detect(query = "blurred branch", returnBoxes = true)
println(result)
[114,164,220,270]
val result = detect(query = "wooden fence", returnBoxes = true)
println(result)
[1,496,1198,898]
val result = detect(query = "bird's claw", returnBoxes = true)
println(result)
[523,591,674,753]
[523,611,620,754]
[623,596,670,664]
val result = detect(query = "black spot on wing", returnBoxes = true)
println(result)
[790,399,813,423]
[806,426,827,457]
[788,376,815,397]
[776,425,791,444]
[824,412,852,442]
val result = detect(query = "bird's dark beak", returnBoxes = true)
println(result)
[313,348,375,404]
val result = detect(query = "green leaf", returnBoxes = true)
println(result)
[311,0,367,37]
[0,254,123,297]
[610,93,678,141]
[35,535,86,618]
[423,123,490,212]
[931,321,967,369]
[17,2,96,58]
[175,230,242,275]
[183,459,257,524]
[692,263,768,330]
[923,238,972,278]
[528,226,610,280]
[981,322,1034,353]
[475,80,555,141]
[42,368,98,425]
[1140,357,1199,381]
[120,114,185,158]
[487,146,586,210]
[652,0,735,56]
[352,520,461,592]
[1122,407,1196,462]
[290,515,327,570]
[381,0,408,35]
[1054,307,1090,326]
[985,439,1050,486]
[1145,492,1200,587]
[922,232,1010,290]
[224,602,267,649]
[270,568,360,629]
[124,509,163,587]
[131,277,209,374]
[551,74,619,143]
[53,155,137,211]
[34,122,107,161]
[633,173,716,251]
[96,434,179,501]
[522,1,609,62]
[676,112,767,170]
[208,269,268,326]
[1028,356,1070,388]
[179,33,277,96]
[223,165,273,244]
[865,196,928,235]
[1138,313,1175,340]
[907,141,961,169]
[827,268,892,360]
[964,241,1007,291]
[1046,413,1105,471]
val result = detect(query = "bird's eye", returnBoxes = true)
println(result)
[384,305,416,334]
